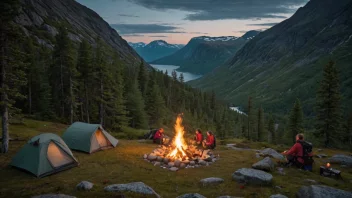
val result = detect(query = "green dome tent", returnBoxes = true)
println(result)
[62,122,118,153]
[11,133,78,178]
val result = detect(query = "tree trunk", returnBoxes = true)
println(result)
[1,34,9,153]
[85,83,89,123]
[60,58,65,118]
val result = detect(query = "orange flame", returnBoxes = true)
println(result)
[167,115,188,160]
[326,163,331,168]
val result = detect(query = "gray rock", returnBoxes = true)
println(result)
[255,153,261,158]
[200,177,224,186]
[269,194,288,198]
[328,155,352,167]
[148,154,157,161]
[168,162,175,167]
[226,144,236,147]
[217,196,243,198]
[143,154,148,159]
[303,179,318,184]
[296,185,352,198]
[157,156,163,162]
[232,168,273,186]
[199,160,207,166]
[276,167,286,175]
[104,182,160,198]
[183,160,190,164]
[170,167,179,171]
[163,158,169,164]
[43,24,58,36]
[260,148,284,160]
[230,147,252,151]
[76,181,93,190]
[180,163,186,169]
[32,195,76,198]
[154,162,161,166]
[190,161,196,166]
[177,193,206,198]
[174,160,181,167]
[252,157,275,171]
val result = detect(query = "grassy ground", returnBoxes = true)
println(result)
[0,119,351,198]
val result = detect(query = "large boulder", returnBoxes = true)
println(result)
[32,195,76,198]
[105,182,160,198]
[232,168,273,186]
[76,181,93,190]
[252,157,275,172]
[328,155,352,167]
[200,177,224,186]
[297,185,352,198]
[260,148,284,160]
[177,193,206,198]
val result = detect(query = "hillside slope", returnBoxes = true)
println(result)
[190,0,352,114]
[15,0,144,65]
[151,32,260,75]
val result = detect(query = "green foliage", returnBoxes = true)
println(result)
[314,61,342,147]
[267,113,275,143]
[257,107,264,141]
[288,98,304,143]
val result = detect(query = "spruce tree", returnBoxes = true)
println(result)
[347,112,352,146]
[0,0,26,153]
[288,99,304,143]
[171,70,177,81]
[137,62,148,96]
[247,96,252,140]
[179,73,184,83]
[77,39,93,122]
[314,61,342,147]
[145,72,165,127]
[257,107,264,141]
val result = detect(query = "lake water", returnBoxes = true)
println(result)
[150,64,202,82]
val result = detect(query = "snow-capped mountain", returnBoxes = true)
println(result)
[129,40,185,62]
[192,36,239,42]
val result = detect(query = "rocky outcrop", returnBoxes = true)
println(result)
[296,185,352,198]
[76,181,93,190]
[177,193,206,198]
[200,177,224,186]
[252,157,275,171]
[232,168,273,186]
[259,148,284,160]
[104,182,160,198]
[328,155,352,167]
[15,0,145,66]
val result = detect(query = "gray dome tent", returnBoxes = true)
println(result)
[11,133,78,177]
[62,122,118,153]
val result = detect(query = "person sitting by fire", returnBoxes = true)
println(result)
[282,133,313,170]
[202,131,216,149]
[194,129,203,147]
[153,128,165,144]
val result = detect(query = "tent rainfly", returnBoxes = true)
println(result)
[11,133,78,178]
[62,122,118,153]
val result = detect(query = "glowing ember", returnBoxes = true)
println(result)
[166,115,188,160]
[326,163,331,168]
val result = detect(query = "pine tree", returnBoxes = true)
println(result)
[171,70,177,81]
[24,38,36,115]
[77,39,93,122]
[257,107,264,141]
[347,112,352,146]
[0,0,26,153]
[145,71,165,127]
[288,99,304,143]
[179,73,184,83]
[314,61,342,147]
[247,96,252,140]
[267,114,275,143]
[137,62,148,96]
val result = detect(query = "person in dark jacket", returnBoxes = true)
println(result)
[202,131,215,149]
[153,128,164,144]
[282,133,312,168]
[194,129,203,147]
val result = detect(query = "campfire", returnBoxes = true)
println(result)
[143,115,218,171]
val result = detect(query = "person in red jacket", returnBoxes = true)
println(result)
[153,128,164,144]
[194,129,203,147]
[202,131,215,149]
[282,133,306,168]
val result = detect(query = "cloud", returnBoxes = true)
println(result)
[110,23,186,34]
[247,23,279,26]
[121,34,145,37]
[149,35,168,37]
[128,0,307,20]
[117,14,140,18]
[189,32,209,35]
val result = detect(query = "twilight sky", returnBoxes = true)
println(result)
[76,0,308,44]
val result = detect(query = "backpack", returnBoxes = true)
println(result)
[211,135,216,149]
[298,141,314,165]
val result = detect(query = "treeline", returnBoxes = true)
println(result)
[242,61,352,149]
[1,0,244,153]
